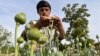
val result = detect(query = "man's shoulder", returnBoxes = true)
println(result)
[29,20,39,25]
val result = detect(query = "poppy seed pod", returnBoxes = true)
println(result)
[27,28,41,41]
[38,33,48,44]
[25,23,31,30]
[15,12,26,24]
[17,37,24,44]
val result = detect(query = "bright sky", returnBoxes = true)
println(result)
[0,0,100,43]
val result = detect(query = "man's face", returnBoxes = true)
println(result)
[38,7,51,17]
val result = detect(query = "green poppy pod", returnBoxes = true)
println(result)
[17,37,24,44]
[30,40,37,45]
[15,12,26,24]
[38,33,48,44]
[27,28,41,41]
[25,23,31,30]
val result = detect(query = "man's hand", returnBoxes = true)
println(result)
[40,16,51,21]
[36,15,65,39]
[52,16,65,40]
[39,16,51,27]
[52,16,62,26]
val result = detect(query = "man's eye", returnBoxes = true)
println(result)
[45,9,48,11]
[40,8,49,12]
[41,9,44,11]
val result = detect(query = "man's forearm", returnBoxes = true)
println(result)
[58,23,65,40]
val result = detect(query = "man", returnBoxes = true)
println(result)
[21,0,65,43]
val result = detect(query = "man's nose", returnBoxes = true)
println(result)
[43,10,46,13]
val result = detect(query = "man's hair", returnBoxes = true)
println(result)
[36,0,51,13]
